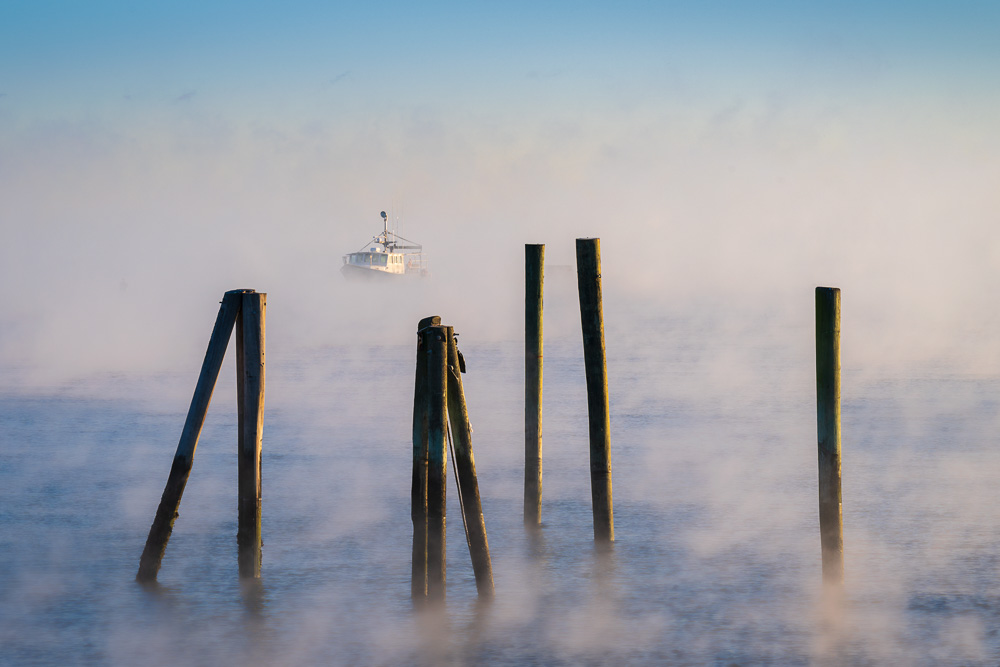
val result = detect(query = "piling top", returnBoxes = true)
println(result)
[226,288,257,295]
[576,238,602,261]
[418,316,441,331]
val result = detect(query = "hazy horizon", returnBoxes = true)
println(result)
[2,2,999,380]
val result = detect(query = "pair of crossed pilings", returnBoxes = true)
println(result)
[136,289,266,583]
[411,317,494,602]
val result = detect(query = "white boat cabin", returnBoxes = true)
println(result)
[341,211,426,279]
[343,247,407,274]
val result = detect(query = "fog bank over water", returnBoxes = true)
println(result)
[2,98,999,385]
[4,333,1000,664]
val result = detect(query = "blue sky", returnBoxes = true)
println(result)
[4,1,999,119]
[1,1,1000,377]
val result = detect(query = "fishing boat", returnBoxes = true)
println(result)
[341,211,427,280]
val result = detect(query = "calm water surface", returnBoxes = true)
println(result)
[3,329,1000,665]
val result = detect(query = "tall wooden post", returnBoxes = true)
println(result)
[236,291,266,579]
[576,238,614,543]
[445,328,495,597]
[816,287,843,584]
[137,290,246,582]
[525,244,544,528]
[412,316,439,600]
[425,325,449,600]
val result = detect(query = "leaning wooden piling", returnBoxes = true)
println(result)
[424,325,449,600]
[816,286,843,585]
[445,327,495,597]
[137,290,247,582]
[576,238,614,544]
[236,291,266,579]
[524,244,544,528]
[412,316,440,600]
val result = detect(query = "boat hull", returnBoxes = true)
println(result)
[340,263,404,281]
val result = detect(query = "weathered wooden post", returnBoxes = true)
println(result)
[236,291,266,579]
[445,327,495,597]
[137,289,249,583]
[525,244,544,528]
[412,316,439,600]
[576,238,614,544]
[412,317,496,600]
[816,286,843,585]
[425,325,449,600]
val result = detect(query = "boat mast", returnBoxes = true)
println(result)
[378,210,394,251]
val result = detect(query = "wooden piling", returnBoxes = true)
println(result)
[816,286,843,585]
[445,327,495,597]
[576,238,614,544]
[137,290,246,582]
[425,325,449,599]
[236,291,266,579]
[412,316,440,600]
[525,244,544,528]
